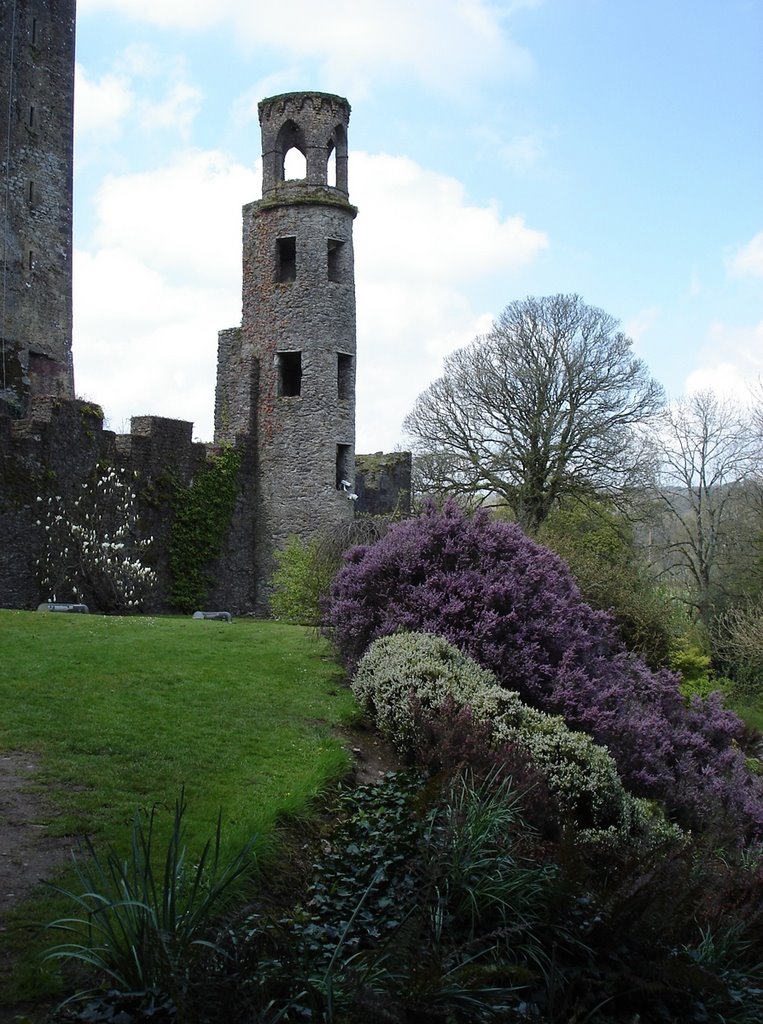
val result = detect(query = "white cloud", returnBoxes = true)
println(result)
[112,45,203,135]
[74,64,134,141]
[73,148,547,449]
[92,151,259,285]
[77,0,534,96]
[73,248,229,435]
[139,81,202,134]
[623,306,660,347]
[74,152,259,437]
[499,133,545,174]
[684,319,763,402]
[352,152,547,283]
[75,46,203,161]
[352,151,547,449]
[729,232,763,280]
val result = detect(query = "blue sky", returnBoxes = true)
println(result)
[71,0,763,450]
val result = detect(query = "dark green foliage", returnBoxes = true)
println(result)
[48,772,763,1024]
[247,769,557,1023]
[168,446,241,611]
[44,791,256,1017]
[409,694,560,840]
[537,497,674,668]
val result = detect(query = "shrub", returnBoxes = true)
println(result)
[270,517,395,625]
[36,466,157,613]
[712,603,763,693]
[352,631,498,752]
[331,502,763,838]
[278,769,557,1023]
[537,497,675,668]
[670,638,735,707]
[270,535,327,624]
[353,632,683,850]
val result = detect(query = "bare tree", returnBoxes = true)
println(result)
[404,294,664,531]
[650,389,762,624]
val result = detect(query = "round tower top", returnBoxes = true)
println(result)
[258,92,352,198]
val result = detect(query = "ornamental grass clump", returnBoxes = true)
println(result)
[44,791,256,1014]
[331,502,763,838]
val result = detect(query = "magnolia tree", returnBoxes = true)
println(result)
[36,466,158,613]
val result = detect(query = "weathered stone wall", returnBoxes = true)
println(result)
[214,328,250,445]
[0,72,410,616]
[0,400,256,613]
[355,452,412,516]
[0,0,76,412]
[216,91,359,611]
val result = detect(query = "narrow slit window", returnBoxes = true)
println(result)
[327,239,344,282]
[336,444,352,490]
[337,353,352,400]
[28,250,34,270]
[277,351,302,397]
[28,181,34,203]
[275,236,296,282]
[29,105,35,128]
[31,17,37,44]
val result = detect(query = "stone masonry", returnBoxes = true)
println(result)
[1,0,76,413]
[0,24,411,615]
[215,92,359,611]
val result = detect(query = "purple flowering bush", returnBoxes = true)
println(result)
[329,501,763,837]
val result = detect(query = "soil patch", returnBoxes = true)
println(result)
[0,727,402,1020]
[0,753,74,1022]
[339,719,402,784]
[0,754,72,919]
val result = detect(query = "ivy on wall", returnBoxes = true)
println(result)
[168,446,242,612]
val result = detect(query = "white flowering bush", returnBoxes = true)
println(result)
[353,632,683,846]
[36,466,158,613]
[352,631,497,743]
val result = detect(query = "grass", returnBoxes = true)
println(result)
[0,610,358,1003]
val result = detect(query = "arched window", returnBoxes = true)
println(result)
[326,143,337,188]
[284,146,306,180]
[275,119,307,182]
[330,124,348,192]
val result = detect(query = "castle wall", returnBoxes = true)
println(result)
[355,452,412,517]
[0,70,411,616]
[0,399,257,613]
[244,200,357,541]
[0,0,76,411]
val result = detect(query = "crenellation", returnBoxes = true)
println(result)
[0,24,411,614]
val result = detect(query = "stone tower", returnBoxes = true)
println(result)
[0,0,76,413]
[215,91,357,609]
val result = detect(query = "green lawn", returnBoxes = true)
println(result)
[0,610,358,1001]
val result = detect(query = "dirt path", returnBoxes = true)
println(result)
[0,726,396,921]
[0,753,73,1022]
[0,727,399,1019]
[0,754,73,921]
